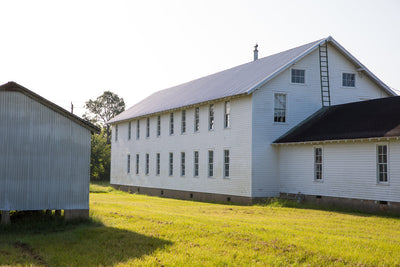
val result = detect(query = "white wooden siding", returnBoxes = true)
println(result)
[251,44,390,198]
[278,140,400,202]
[111,96,253,197]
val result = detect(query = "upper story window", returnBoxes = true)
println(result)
[342,73,355,87]
[209,104,215,130]
[181,110,186,134]
[170,113,174,135]
[136,120,140,139]
[194,107,200,132]
[274,93,287,123]
[377,144,388,183]
[314,147,323,181]
[224,101,231,128]
[115,124,118,141]
[291,69,305,84]
[128,122,131,140]
[146,118,150,138]
[157,116,161,137]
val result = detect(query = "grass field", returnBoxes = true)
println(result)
[1,182,400,266]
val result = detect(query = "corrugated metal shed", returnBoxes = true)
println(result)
[109,36,395,124]
[0,82,99,212]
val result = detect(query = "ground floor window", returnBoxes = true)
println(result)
[224,150,230,178]
[208,150,214,177]
[145,154,149,175]
[194,151,199,177]
[169,152,173,176]
[377,144,388,183]
[181,152,186,176]
[127,154,130,174]
[314,146,323,181]
[136,154,139,174]
[156,153,160,175]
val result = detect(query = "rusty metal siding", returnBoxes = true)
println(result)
[0,91,91,211]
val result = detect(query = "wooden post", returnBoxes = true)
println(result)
[1,211,10,225]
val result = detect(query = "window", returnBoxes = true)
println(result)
[342,73,355,87]
[208,150,214,177]
[291,69,305,84]
[274,93,287,123]
[224,101,231,128]
[145,154,149,175]
[156,153,160,175]
[115,125,118,141]
[136,154,139,174]
[181,110,186,134]
[194,107,200,132]
[224,150,230,178]
[314,147,323,181]
[127,154,131,174]
[128,122,131,140]
[209,104,214,130]
[146,118,150,138]
[377,144,388,183]
[181,152,185,176]
[170,113,174,135]
[169,153,173,176]
[194,151,199,177]
[136,120,140,139]
[157,116,161,137]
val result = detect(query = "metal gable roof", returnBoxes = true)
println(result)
[109,36,395,124]
[0,82,100,134]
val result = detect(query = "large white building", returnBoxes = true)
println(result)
[109,36,400,211]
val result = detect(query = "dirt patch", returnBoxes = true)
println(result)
[14,241,47,266]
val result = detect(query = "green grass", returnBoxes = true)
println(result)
[1,182,400,266]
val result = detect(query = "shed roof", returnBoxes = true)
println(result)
[273,96,400,144]
[109,36,395,124]
[0,82,100,134]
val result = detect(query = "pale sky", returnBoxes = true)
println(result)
[1,0,399,116]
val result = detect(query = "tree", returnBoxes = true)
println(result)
[90,129,111,181]
[83,91,125,144]
[84,91,125,181]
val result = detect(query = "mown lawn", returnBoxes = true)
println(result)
[1,182,400,266]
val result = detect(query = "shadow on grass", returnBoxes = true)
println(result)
[256,198,400,219]
[0,211,172,266]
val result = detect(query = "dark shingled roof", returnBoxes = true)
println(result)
[0,82,100,134]
[274,96,400,143]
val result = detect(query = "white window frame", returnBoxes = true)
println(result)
[342,72,356,88]
[208,104,215,131]
[157,116,161,137]
[169,113,174,135]
[208,150,214,177]
[145,153,149,175]
[127,154,131,174]
[194,107,200,132]
[223,149,230,178]
[376,143,389,184]
[128,122,131,140]
[146,118,150,138]
[156,153,160,175]
[136,120,140,139]
[290,68,306,84]
[224,101,231,128]
[135,154,139,175]
[273,93,287,123]
[181,110,186,134]
[169,152,173,176]
[314,146,323,182]
[193,151,199,177]
[181,152,186,176]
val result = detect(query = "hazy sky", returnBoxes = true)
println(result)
[1,0,399,116]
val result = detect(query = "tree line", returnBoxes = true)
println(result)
[83,91,125,181]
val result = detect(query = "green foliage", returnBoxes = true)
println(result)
[2,187,400,266]
[89,129,110,181]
